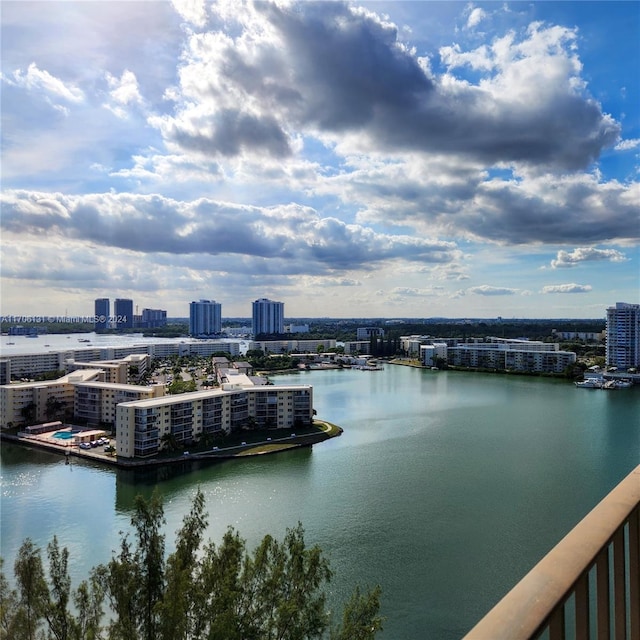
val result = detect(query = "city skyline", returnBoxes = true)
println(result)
[1,1,638,319]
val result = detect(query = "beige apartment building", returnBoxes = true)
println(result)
[73,381,165,427]
[0,369,104,428]
[116,377,314,459]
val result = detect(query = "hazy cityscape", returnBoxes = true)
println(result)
[1,1,639,638]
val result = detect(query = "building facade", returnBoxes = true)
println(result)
[446,341,576,373]
[0,369,105,428]
[114,299,134,329]
[356,327,385,340]
[252,298,284,336]
[189,300,222,336]
[141,308,167,328]
[421,343,448,367]
[74,381,164,427]
[2,340,242,379]
[116,381,314,458]
[606,302,640,369]
[94,298,110,332]
[251,339,336,354]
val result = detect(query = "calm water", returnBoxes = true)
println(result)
[0,331,245,355]
[1,366,638,639]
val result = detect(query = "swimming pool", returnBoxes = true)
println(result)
[52,431,74,440]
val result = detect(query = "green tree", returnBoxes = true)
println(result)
[13,539,48,640]
[19,403,37,425]
[160,432,178,452]
[71,573,104,640]
[0,558,19,640]
[157,491,208,640]
[45,536,72,640]
[331,585,384,640]
[131,493,165,640]
[96,536,139,639]
[45,397,65,420]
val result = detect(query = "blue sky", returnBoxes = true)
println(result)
[1,1,638,319]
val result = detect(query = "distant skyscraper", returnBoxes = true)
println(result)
[252,298,284,336]
[606,302,640,369]
[141,308,167,329]
[114,299,134,330]
[94,298,110,332]
[189,300,222,336]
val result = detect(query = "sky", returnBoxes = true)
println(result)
[1,1,639,320]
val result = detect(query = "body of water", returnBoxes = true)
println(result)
[1,365,638,638]
[0,331,245,355]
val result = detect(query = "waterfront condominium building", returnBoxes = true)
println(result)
[189,300,222,336]
[115,377,313,458]
[114,299,134,329]
[94,298,110,332]
[606,302,640,369]
[252,298,284,336]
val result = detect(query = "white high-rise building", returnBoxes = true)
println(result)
[252,298,284,336]
[189,300,222,336]
[606,302,640,369]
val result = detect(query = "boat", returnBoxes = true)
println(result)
[575,379,603,389]
[6,342,15,345]
[603,379,633,390]
[78,338,91,342]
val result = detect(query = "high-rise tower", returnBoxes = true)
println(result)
[114,299,134,329]
[252,298,284,336]
[606,302,640,369]
[189,300,222,336]
[94,298,110,332]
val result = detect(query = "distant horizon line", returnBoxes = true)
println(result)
[1,315,611,324]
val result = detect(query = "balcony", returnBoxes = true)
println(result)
[464,465,639,640]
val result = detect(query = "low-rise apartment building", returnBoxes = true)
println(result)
[116,379,314,459]
[2,340,242,379]
[446,340,576,373]
[0,369,105,428]
[252,339,336,354]
[342,341,371,355]
[73,381,165,427]
[421,343,448,367]
[66,354,150,384]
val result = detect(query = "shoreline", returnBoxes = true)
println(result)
[0,420,343,469]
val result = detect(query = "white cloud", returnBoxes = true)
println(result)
[541,283,592,294]
[614,138,640,151]
[171,0,209,27]
[5,62,84,106]
[466,7,487,30]
[147,2,619,172]
[104,70,143,118]
[391,287,446,298]
[0,189,461,274]
[467,285,519,296]
[550,247,627,268]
